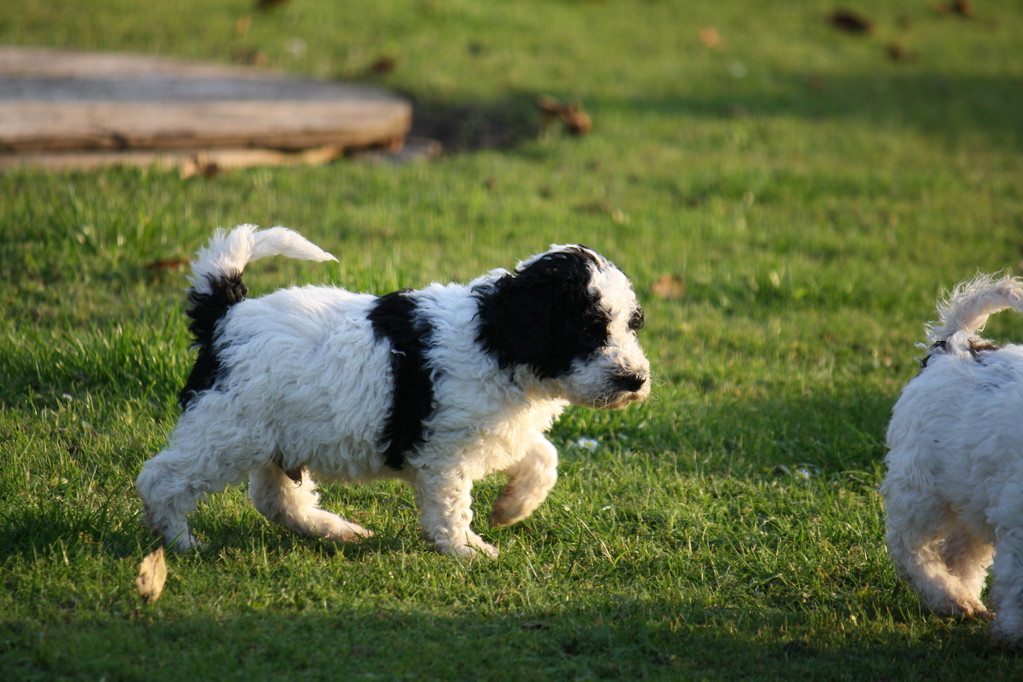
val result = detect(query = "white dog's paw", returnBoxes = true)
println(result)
[490,498,528,528]
[311,511,375,543]
[165,530,201,553]
[958,598,991,620]
[433,533,499,558]
[448,541,499,559]
[490,481,526,527]
[930,593,990,619]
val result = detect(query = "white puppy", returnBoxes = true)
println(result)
[137,225,650,558]
[883,273,1023,644]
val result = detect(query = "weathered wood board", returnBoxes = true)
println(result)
[0,47,412,169]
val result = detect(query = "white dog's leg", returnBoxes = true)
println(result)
[137,405,271,551]
[989,529,1023,645]
[885,490,989,617]
[249,463,373,543]
[941,526,993,613]
[491,437,558,527]
[135,447,204,551]
[136,442,245,552]
[411,467,498,558]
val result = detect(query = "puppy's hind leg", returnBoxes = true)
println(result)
[988,529,1023,645]
[136,445,206,551]
[884,487,986,617]
[249,463,373,543]
[941,526,993,618]
[491,437,558,528]
[136,437,251,551]
[139,398,283,551]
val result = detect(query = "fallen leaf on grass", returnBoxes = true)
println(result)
[538,96,593,136]
[575,201,629,224]
[698,27,723,49]
[651,274,686,300]
[366,55,398,76]
[934,0,973,17]
[829,9,873,34]
[181,152,221,179]
[136,547,167,605]
[885,41,915,62]
[145,258,189,271]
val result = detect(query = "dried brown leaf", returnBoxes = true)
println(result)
[538,96,593,135]
[145,258,189,271]
[136,546,167,605]
[829,9,873,34]
[652,274,686,300]
[698,27,723,49]
[885,42,914,62]
[366,56,398,75]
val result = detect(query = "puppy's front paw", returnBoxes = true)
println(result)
[433,533,499,559]
[958,598,991,620]
[446,541,499,559]
[491,487,527,528]
[165,531,201,553]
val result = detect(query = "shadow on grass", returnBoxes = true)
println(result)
[399,69,1022,153]
[2,598,1020,679]
[0,493,145,561]
[404,90,546,152]
[0,487,412,565]
[614,71,1023,149]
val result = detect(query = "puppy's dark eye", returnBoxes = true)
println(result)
[581,324,605,345]
[628,308,645,331]
[572,316,608,347]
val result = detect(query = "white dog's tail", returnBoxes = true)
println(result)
[178,225,336,408]
[188,224,336,296]
[926,273,1023,352]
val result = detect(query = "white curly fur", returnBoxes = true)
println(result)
[137,226,650,558]
[883,273,1023,645]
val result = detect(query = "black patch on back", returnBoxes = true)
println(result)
[473,247,613,379]
[178,272,247,409]
[368,290,436,470]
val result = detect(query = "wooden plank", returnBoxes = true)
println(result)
[1,138,440,175]
[0,146,346,175]
[0,47,411,153]
[0,46,283,78]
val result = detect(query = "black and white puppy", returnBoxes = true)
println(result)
[884,274,1023,644]
[137,225,650,557]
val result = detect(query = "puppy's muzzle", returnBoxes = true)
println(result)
[597,371,649,409]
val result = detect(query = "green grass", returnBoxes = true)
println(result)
[3,0,1023,678]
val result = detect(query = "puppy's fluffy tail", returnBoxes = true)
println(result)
[926,273,1023,351]
[187,224,336,297]
[178,225,336,408]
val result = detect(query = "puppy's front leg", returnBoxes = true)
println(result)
[411,466,498,558]
[491,436,558,528]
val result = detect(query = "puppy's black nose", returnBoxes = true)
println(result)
[611,372,647,392]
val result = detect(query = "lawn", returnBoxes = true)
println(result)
[2,0,1023,679]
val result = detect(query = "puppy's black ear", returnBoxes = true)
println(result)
[475,248,608,379]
